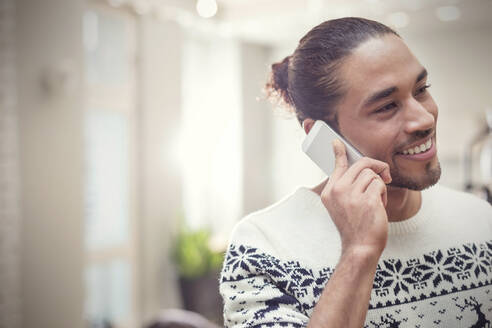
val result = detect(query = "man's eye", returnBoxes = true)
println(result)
[415,83,431,96]
[375,102,397,113]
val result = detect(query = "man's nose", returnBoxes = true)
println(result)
[403,98,435,134]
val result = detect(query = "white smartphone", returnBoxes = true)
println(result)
[302,120,363,176]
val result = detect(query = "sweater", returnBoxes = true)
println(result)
[219,184,492,328]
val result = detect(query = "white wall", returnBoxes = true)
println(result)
[16,0,85,327]
[138,16,183,319]
[0,0,21,327]
[240,42,273,215]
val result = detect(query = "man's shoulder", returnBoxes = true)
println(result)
[424,184,492,233]
[237,186,322,225]
[244,190,301,221]
[230,190,300,251]
[229,188,307,243]
[226,187,337,259]
[428,184,491,211]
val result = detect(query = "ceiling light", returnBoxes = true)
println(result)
[196,0,218,18]
[436,6,461,22]
[387,12,409,28]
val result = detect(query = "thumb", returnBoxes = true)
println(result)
[331,139,348,179]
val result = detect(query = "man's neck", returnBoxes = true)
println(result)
[310,178,422,222]
[385,186,421,222]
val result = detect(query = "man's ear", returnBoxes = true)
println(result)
[302,118,316,135]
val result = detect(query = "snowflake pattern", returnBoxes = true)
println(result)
[221,240,492,315]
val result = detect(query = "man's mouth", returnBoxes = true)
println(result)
[398,138,432,155]
[395,137,437,161]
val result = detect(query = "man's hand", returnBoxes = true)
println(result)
[321,139,392,257]
[308,139,393,328]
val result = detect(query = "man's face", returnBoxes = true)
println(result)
[335,34,441,190]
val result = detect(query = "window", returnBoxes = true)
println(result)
[83,6,138,328]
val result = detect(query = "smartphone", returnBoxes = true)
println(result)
[302,120,363,175]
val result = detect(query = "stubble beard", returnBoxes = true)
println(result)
[389,160,442,191]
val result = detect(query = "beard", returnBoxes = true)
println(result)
[388,160,442,191]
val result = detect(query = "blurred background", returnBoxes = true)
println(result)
[0,0,491,327]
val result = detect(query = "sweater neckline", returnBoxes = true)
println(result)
[296,185,433,236]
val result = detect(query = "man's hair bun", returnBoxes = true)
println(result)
[265,55,294,109]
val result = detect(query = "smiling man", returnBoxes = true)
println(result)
[220,18,492,328]
[336,38,441,191]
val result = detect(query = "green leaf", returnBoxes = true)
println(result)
[173,226,225,279]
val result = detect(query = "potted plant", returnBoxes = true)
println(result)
[173,226,225,325]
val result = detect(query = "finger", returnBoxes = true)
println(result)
[353,168,378,194]
[329,139,349,182]
[343,157,392,185]
[366,176,388,207]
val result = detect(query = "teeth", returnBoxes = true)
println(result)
[401,138,432,155]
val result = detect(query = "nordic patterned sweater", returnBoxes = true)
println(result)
[219,184,492,328]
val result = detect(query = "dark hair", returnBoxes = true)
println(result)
[265,17,399,131]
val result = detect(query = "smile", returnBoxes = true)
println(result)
[396,137,437,161]
[401,138,432,155]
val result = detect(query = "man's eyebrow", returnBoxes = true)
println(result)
[362,86,398,109]
[361,67,429,109]
[416,68,428,83]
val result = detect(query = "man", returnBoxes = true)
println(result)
[220,17,492,328]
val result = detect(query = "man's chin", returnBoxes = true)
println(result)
[389,161,442,191]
